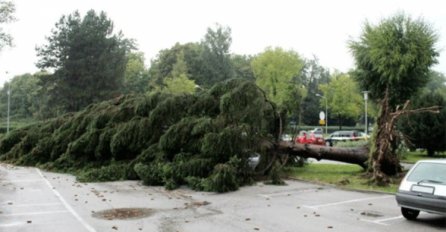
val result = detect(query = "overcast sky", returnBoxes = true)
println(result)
[0,0,445,87]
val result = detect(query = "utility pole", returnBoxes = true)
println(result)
[363,91,369,135]
[6,71,11,133]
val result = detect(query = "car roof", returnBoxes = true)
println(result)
[416,159,446,164]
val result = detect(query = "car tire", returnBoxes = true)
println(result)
[401,207,419,220]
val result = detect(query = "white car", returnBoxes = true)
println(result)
[395,160,446,220]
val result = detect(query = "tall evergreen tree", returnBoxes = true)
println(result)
[36,10,134,114]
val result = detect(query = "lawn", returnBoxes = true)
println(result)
[286,163,400,193]
[401,150,446,163]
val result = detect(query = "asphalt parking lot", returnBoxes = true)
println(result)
[1,163,445,232]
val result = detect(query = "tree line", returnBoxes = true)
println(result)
[0,4,445,158]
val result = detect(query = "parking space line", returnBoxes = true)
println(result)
[1,179,44,183]
[374,215,403,223]
[0,210,70,217]
[2,202,62,207]
[36,168,96,232]
[303,195,393,209]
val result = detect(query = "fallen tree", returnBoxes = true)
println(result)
[276,141,369,169]
[0,79,373,192]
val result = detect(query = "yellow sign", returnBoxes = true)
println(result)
[319,119,325,125]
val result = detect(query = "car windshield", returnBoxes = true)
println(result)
[406,162,446,184]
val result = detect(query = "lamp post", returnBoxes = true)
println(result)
[316,93,328,135]
[363,91,369,135]
[6,71,10,134]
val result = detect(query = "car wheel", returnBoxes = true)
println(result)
[401,207,419,220]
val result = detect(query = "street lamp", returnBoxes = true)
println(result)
[316,93,328,135]
[363,91,369,135]
[6,71,11,134]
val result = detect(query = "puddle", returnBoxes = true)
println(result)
[92,208,153,220]
[360,210,383,217]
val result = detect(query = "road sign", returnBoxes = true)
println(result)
[319,119,325,125]
[319,111,325,120]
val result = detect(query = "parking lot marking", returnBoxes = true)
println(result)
[303,195,393,209]
[0,221,26,228]
[36,168,96,232]
[1,178,44,183]
[2,202,62,207]
[373,215,403,224]
[0,210,70,217]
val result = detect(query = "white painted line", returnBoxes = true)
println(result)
[258,188,322,198]
[0,210,70,217]
[1,179,44,183]
[0,221,26,228]
[2,202,62,207]
[374,215,403,223]
[303,195,393,209]
[36,168,96,232]
[360,218,389,226]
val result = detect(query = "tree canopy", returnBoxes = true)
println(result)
[251,47,305,115]
[349,13,439,107]
[319,72,362,129]
[36,10,134,114]
[0,0,15,50]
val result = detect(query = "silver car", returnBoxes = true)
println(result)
[395,160,446,220]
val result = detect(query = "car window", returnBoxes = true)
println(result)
[407,162,446,184]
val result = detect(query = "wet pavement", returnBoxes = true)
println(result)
[1,163,444,232]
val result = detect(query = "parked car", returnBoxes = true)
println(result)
[324,130,363,146]
[310,127,324,136]
[295,131,325,146]
[395,160,446,220]
[280,134,292,142]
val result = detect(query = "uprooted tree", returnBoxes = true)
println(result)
[0,80,282,192]
[349,13,440,185]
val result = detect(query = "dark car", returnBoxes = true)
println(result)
[324,130,362,146]
[395,160,446,220]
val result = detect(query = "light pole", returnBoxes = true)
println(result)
[363,91,369,135]
[6,71,11,134]
[316,93,328,135]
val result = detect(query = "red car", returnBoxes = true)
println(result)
[295,131,325,145]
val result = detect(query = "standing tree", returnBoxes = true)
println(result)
[251,47,305,118]
[300,57,330,126]
[123,52,149,94]
[399,92,446,156]
[199,24,234,87]
[319,72,362,129]
[349,13,439,184]
[162,51,197,94]
[36,10,134,114]
[0,0,15,50]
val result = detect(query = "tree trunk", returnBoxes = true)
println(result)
[276,141,369,169]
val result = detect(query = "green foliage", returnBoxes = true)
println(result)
[36,10,134,114]
[319,72,362,128]
[349,13,439,107]
[252,47,305,114]
[265,162,286,185]
[204,163,239,193]
[123,52,150,94]
[0,80,278,192]
[398,92,446,156]
[77,163,129,182]
[0,0,15,50]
